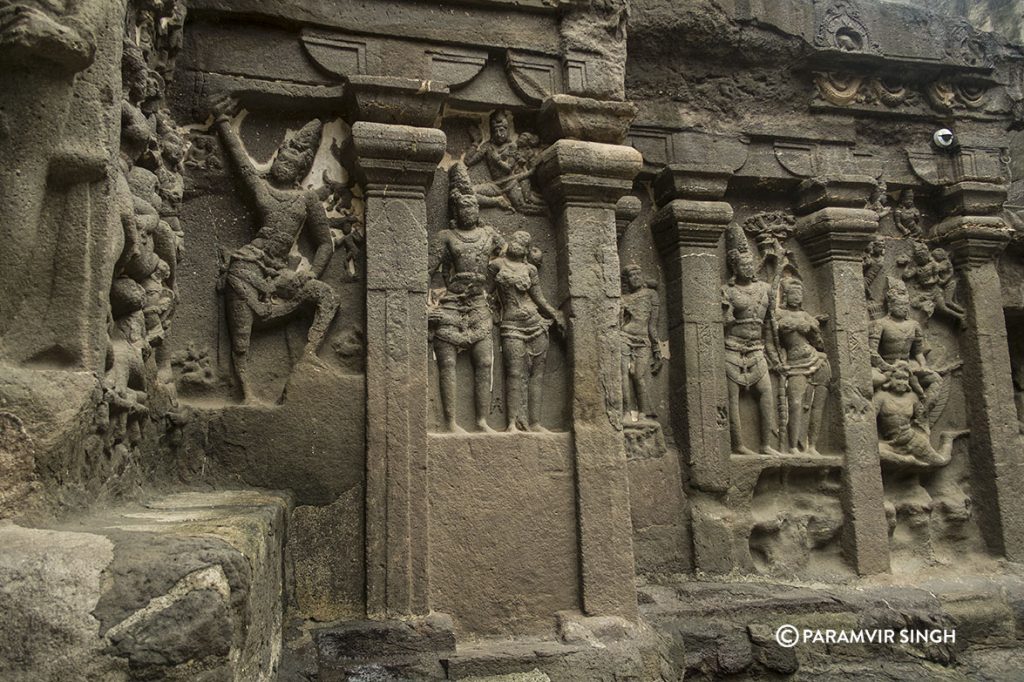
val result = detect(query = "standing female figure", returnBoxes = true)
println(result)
[489,231,563,431]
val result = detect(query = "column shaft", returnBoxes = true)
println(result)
[351,121,445,618]
[537,139,642,619]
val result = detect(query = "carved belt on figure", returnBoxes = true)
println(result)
[724,338,769,387]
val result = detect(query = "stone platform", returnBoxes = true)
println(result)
[640,567,1024,681]
[0,489,290,682]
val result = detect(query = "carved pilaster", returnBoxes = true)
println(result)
[795,175,891,576]
[650,186,732,494]
[933,183,1024,561]
[535,128,642,620]
[344,78,447,619]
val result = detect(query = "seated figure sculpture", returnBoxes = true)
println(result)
[869,277,944,418]
[464,111,546,215]
[428,162,505,432]
[210,96,339,403]
[490,231,563,432]
[874,362,965,467]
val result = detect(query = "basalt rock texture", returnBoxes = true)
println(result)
[3,0,1024,679]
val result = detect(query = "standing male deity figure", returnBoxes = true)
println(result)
[210,96,339,403]
[620,264,662,421]
[489,231,563,432]
[774,277,831,455]
[428,162,506,432]
[722,225,782,456]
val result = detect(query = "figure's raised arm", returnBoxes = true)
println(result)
[209,95,267,210]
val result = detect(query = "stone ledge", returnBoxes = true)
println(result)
[0,489,290,682]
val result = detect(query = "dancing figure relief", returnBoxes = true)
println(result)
[209,96,342,403]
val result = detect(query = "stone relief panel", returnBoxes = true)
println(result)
[721,206,838,460]
[861,184,981,571]
[171,109,365,406]
[426,111,569,434]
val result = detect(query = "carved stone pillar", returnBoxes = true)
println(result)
[794,175,890,575]
[535,104,642,619]
[650,168,734,494]
[344,77,447,618]
[933,181,1024,561]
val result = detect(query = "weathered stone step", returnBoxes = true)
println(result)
[0,489,290,682]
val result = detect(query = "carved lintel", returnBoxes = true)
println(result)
[342,75,448,128]
[535,138,641,209]
[538,94,637,145]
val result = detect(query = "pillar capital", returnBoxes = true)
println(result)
[535,139,642,209]
[538,94,636,145]
[793,175,879,266]
[345,122,446,191]
[932,216,1011,269]
[939,180,1008,217]
[653,166,734,204]
[650,199,732,254]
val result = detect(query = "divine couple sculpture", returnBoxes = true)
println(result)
[722,223,831,457]
[428,162,563,433]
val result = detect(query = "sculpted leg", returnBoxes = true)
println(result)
[806,363,831,455]
[434,341,462,433]
[471,336,496,432]
[728,381,755,455]
[302,279,339,357]
[528,345,548,432]
[634,346,654,418]
[754,372,782,456]
[787,374,807,453]
[226,293,255,403]
[503,337,526,431]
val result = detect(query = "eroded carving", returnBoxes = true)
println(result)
[209,97,339,403]
[464,111,546,215]
[620,264,663,421]
[723,224,781,456]
[775,278,831,456]
[893,189,923,238]
[897,243,965,326]
[428,162,505,432]
[491,231,563,432]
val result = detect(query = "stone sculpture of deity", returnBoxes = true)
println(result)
[722,226,782,456]
[873,361,965,467]
[900,242,965,325]
[464,110,546,215]
[620,263,663,421]
[893,189,922,237]
[489,231,563,432]
[210,96,339,403]
[774,277,831,455]
[869,278,947,422]
[428,162,506,432]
